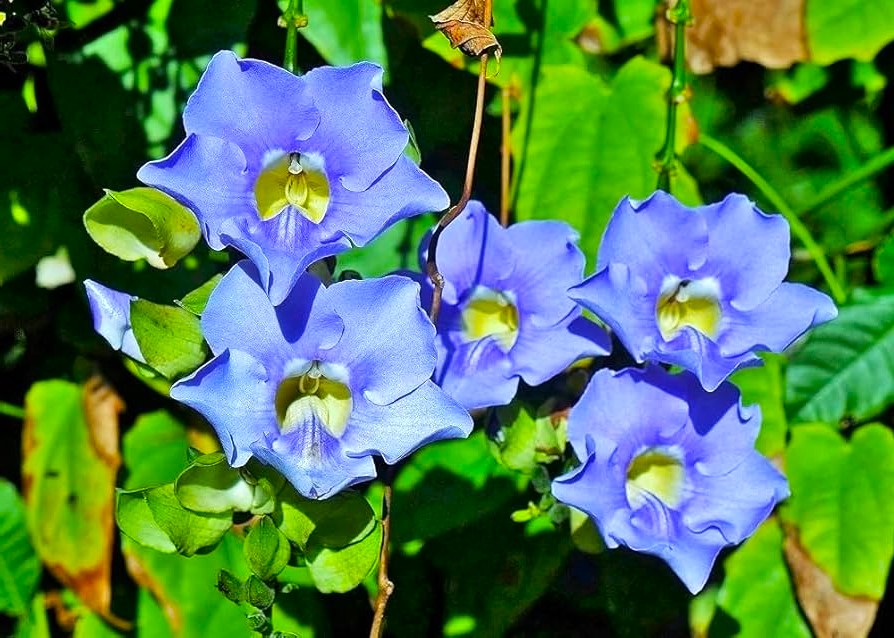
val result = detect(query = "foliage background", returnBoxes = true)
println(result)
[1,0,894,636]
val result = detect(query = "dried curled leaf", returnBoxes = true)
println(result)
[430,0,501,59]
[658,0,807,74]
[783,528,878,638]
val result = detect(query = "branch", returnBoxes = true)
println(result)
[368,481,393,638]
[500,84,512,226]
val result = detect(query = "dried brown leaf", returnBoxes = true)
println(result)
[430,0,501,59]
[783,527,878,638]
[657,0,808,74]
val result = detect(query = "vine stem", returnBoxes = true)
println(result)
[369,480,393,638]
[281,0,306,74]
[795,145,894,215]
[500,85,512,226]
[0,401,25,420]
[699,134,847,305]
[426,7,493,323]
[655,0,692,192]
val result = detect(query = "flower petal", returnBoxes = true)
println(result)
[509,316,610,386]
[325,154,449,247]
[183,51,320,160]
[505,220,587,326]
[718,282,838,357]
[251,416,376,500]
[301,62,409,192]
[170,349,275,466]
[201,261,292,361]
[322,275,438,405]
[595,192,709,281]
[137,134,254,251]
[344,381,472,464]
[83,280,145,363]
[435,337,519,410]
[703,194,791,311]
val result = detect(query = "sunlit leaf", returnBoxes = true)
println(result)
[130,299,208,380]
[786,293,894,423]
[729,354,787,456]
[305,521,382,593]
[83,187,201,269]
[0,479,41,617]
[807,0,894,65]
[782,424,894,598]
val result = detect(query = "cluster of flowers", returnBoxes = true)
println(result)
[85,51,837,593]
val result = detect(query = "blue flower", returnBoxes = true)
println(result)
[419,201,610,410]
[552,366,789,593]
[138,51,449,305]
[570,192,838,390]
[83,280,144,363]
[170,261,472,499]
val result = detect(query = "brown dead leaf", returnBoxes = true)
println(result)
[431,0,501,59]
[783,527,878,638]
[657,0,808,74]
[83,376,124,469]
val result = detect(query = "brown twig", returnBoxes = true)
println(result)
[499,84,512,226]
[427,50,491,322]
[368,482,394,638]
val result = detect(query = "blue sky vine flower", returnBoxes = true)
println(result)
[552,366,789,593]
[83,280,144,363]
[569,192,837,390]
[170,261,472,499]
[138,51,449,305]
[419,201,611,410]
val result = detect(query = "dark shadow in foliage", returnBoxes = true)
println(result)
[167,0,258,59]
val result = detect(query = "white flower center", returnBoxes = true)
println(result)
[626,447,685,508]
[656,275,721,341]
[461,286,520,351]
[275,361,352,438]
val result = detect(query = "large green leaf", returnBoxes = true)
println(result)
[294,0,388,71]
[0,479,41,617]
[729,354,787,456]
[713,519,810,638]
[782,424,894,598]
[277,487,376,550]
[130,299,208,379]
[83,187,201,269]
[786,293,894,424]
[123,534,251,637]
[514,58,699,264]
[808,1,894,65]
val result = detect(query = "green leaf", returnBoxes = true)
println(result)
[277,488,375,550]
[244,517,291,581]
[808,1,894,65]
[118,485,232,556]
[383,431,525,545]
[176,274,223,316]
[491,402,567,473]
[713,519,810,638]
[123,533,251,637]
[83,187,201,269]
[0,479,41,617]
[175,453,256,514]
[300,0,388,72]
[130,299,208,379]
[122,411,189,490]
[305,521,382,593]
[873,233,894,285]
[514,58,700,265]
[73,611,126,638]
[244,575,276,610]
[730,354,787,456]
[13,593,50,638]
[782,424,894,598]
[336,214,435,279]
[786,293,894,423]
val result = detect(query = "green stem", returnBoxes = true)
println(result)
[0,401,25,420]
[655,0,692,193]
[699,134,847,305]
[796,145,894,215]
[282,0,306,75]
